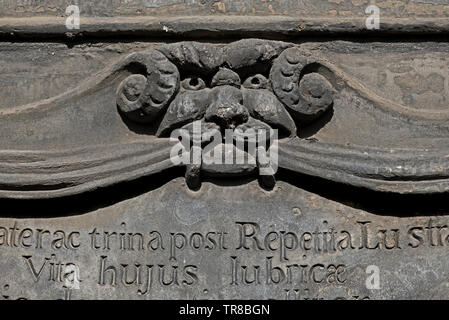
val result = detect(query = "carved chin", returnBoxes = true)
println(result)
[201,143,258,177]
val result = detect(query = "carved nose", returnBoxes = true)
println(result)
[205,85,249,130]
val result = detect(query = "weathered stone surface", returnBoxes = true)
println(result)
[1,0,449,301]
[1,0,449,18]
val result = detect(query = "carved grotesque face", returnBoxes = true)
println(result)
[116,41,335,188]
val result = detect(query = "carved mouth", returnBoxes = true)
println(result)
[176,118,277,190]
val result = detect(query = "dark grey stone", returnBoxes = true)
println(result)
[0,1,449,300]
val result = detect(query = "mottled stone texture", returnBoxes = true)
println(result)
[1,0,449,300]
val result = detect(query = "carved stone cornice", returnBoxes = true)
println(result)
[1,16,449,40]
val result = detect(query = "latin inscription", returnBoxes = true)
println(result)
[0,218,447,299]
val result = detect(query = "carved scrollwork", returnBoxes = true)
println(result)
[270,47,334,124]
[114,41,338,188]
[116,42,336,138]
[116,50,180,123]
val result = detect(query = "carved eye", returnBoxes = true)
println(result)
[243,74,268,89]
[182,77,206,90]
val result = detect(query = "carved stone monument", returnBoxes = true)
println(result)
[1,0,449,300]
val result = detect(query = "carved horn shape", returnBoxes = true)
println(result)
[116,50,180,123]
[270,47,334,124]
